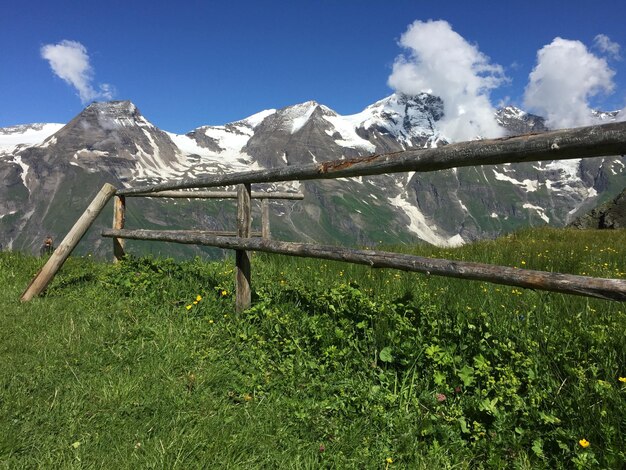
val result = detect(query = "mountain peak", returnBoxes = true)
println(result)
[269,100,337,134]
[77,100,154,129]
[295,99,332,108]
[348,92,444,145]
[496,106,527,119]
[592,109,621,121]
[495,106,546,135]
[239,108,277,128]
[87,100,136,112]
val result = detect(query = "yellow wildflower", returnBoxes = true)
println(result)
[221,290,228,296]
[386,457,393,464]
[193,301,198,305]
[619,377,626,383]
[186,305,192,310]
[196,295,202,302]
[579,438,590,448]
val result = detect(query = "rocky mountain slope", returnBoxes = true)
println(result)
[569,188,626,229]
[1,94,624,258]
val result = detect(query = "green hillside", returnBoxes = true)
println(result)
[1,228,625,468]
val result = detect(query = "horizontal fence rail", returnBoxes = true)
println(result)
[102,229,626,302]
[127,190,304,199]
[108,186,294,263]
[119,121,626,195]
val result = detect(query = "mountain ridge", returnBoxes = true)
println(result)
[1,94,624,257]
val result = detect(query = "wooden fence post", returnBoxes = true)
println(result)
[236,183,252,312]
[261,198,271,239]
[21,183,117,301]
[113,195,126,262]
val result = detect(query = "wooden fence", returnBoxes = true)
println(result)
[20,187,302,302]
[111,189,304,262]
[21,121,626,306]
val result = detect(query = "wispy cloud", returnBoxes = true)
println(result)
[41,40,114,104]
[593,34,621,60]
[388,19,507,142]
[523,37,616,129]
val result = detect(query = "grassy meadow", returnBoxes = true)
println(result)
[1,227,625,468]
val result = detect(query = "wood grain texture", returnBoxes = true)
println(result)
[261,198,271,239]
[112,195,126,263]
[236,184,252,312]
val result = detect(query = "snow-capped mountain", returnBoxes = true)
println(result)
[495,106,547,135]
[1,95,624,257]
[0,123,64,154]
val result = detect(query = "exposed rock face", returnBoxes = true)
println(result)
[495,106,547,135]
[0,94,624,257]
[243,101,362,168]
[569,188,626,229]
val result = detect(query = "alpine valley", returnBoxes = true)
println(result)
[1,94,625,258]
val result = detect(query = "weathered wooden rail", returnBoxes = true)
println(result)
[126,190,304,199]
[21,121,626,307]
[101,229,626,302]
[111,189,303,262]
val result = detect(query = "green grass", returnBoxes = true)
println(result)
[1,227,625,468]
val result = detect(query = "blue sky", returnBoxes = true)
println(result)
[2,0,626,134]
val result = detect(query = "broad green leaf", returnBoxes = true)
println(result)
[379,347,393,363]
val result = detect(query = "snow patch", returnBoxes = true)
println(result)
[73,149,109,159]
[493,170,538,192]
[167,126,259,174]
[241,109,276,128]
[389,193,464,247]
[447,234,465,247]
[39,136,57,148]
[0,123,63,152]
[284,102,319,134]
[167,132,209,156]
[543,159,581,181]
[522,203,550,223]
[12,156,30,192]
[203,125,253,154]
[322,114,376,152]
[0,210,17,219]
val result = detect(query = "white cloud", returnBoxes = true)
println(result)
[388,19,507,142]
[523,37,615,129]
[593,34,621,60]
[41,40,114,104]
